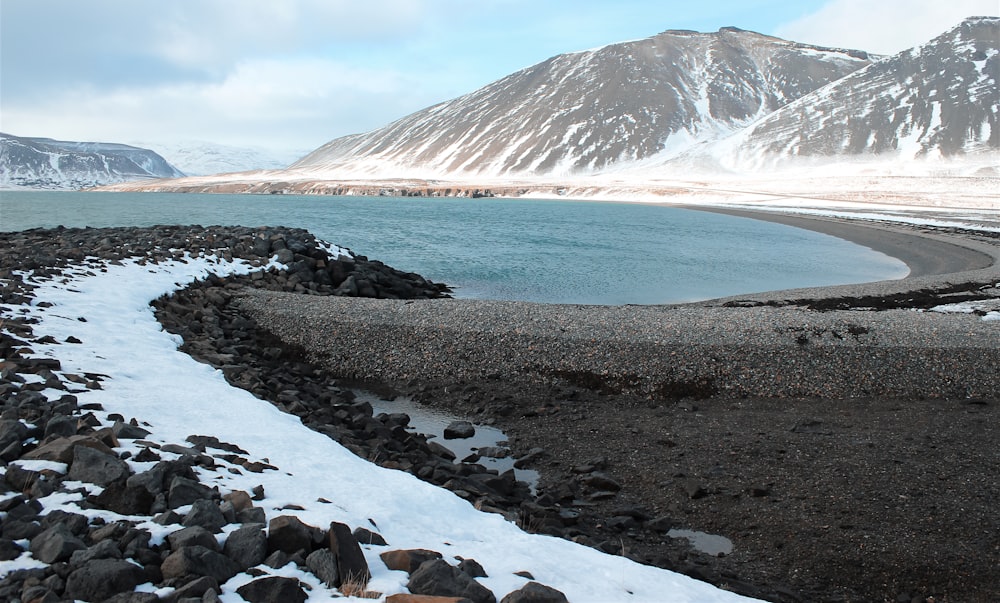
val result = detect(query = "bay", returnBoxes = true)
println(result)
[0,190,908,304]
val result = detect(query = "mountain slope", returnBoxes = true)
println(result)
[706,17,999,169]
[293,27,872,178]
[0,133,185,189]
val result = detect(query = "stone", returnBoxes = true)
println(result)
[43,415,77,439]
[458,558,488,578]
[306,548,339,587]
[224,523,267,569]
[161,545,240,583]
[89,480,155,515]
[0,419,28,450]
[111,420,151,440]
[162,575,220,603]
[168,525,219,552]
[168,475,215,508]
[581,472,622,492]
[69,539,123,566]
[63,558,146,601]
[67,444,130,486]
[22,434,114,464]
[29,523,87,563]
[499,582,569,603]
[329,521,371,586]
[380,548,444,574]
[182,499,227,532]
[103,593,160,603]
[444,421,476,439]
[0,538,24,561]
[236,576,308,603]
[353,527,387,546]
[267,515,313,555]
[408,559,497,603]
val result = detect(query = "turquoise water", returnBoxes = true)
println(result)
[0,190,908,304]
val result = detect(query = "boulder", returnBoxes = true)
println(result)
[499,582,569,603]
[236,576,308,603]
[160,545,240,583]
[162,575,220,603]
[181,499,227,532]
[444,421,475,440]
[167,525,219,552]
[168,475,215,508]
[267,515,314,555]
[29,523,86,563]
[63,558,147,601]
[329,521,371,586]
[67,444,130,486]
[408,559,496,603]
[68,539,123,566]
[224,523,267,569]
[380,548,444,574]
[306,548,339,586]
[22,434,114,463]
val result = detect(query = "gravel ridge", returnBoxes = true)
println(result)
[234,217,1000,602]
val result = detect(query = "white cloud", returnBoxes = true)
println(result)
[775,0,998,55]
[1,57,443,152]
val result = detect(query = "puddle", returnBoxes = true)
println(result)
[352,390,540,491]
[667,529,734,556]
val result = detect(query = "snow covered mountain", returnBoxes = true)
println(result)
[703,16,999,170]
[132,141,309,176]
[0,133,184,190]
[292,27,873,178]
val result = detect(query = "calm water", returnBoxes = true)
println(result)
[0,190,908,304]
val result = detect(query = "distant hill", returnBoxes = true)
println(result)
[132,141,308,176]
[0,133,184,189]
[291,27,873,178]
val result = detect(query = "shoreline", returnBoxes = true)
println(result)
[3,222,999,601]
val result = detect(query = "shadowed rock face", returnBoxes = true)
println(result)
[0,133,184,189]
[293,27,871,177]
[723,17,999,164]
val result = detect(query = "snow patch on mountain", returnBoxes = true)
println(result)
[292,27,872,179]
[133,141,310,176]
[0,133,184,190]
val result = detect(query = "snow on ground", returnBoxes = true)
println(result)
[0,254,760,602]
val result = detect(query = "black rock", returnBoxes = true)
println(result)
[167,525,219,552]
[167,475,216,508]
[267,515,314,555]
[63,558,146,601]
[29,523,87,563]
[305,548,339,587]
[69,539,123,567]
[236,576,308,603]
[408,558,497,603]
[224,523,267,570]
[0,538,24,561]
[444,420,476,439]
[160,545,240,583]
[68,444,130,486]
[182,499,227,533]
[328,521,371,586]
[500,581,570,603]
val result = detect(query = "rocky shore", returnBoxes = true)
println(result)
[2,218,999,602]
[0,226,568,603]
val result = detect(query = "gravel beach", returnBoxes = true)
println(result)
[235,212,1000,602]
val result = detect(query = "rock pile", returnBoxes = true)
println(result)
[0,225,577,602]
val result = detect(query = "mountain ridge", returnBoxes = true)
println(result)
[291,26,873,178]
[0,133,184,190]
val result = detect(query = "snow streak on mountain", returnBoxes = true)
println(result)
[710,17,999,169]
[0,134,184,190]
[133,141,308,176]
[293,28,872,178]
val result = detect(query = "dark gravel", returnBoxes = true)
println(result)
[234,217,1000,603]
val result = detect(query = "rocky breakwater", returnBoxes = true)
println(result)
[0,225,570,603]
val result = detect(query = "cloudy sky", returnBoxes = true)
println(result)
[1,0,995,156]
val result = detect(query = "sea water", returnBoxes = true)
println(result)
[0,190,908,304]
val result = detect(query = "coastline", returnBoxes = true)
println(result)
[3,217,1000,601]
[230,217,1000,602]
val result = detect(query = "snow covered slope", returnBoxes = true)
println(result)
[292,27,871,179]
[0,133,185,190]
[133,141,309,176]
[705,17,999,170]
